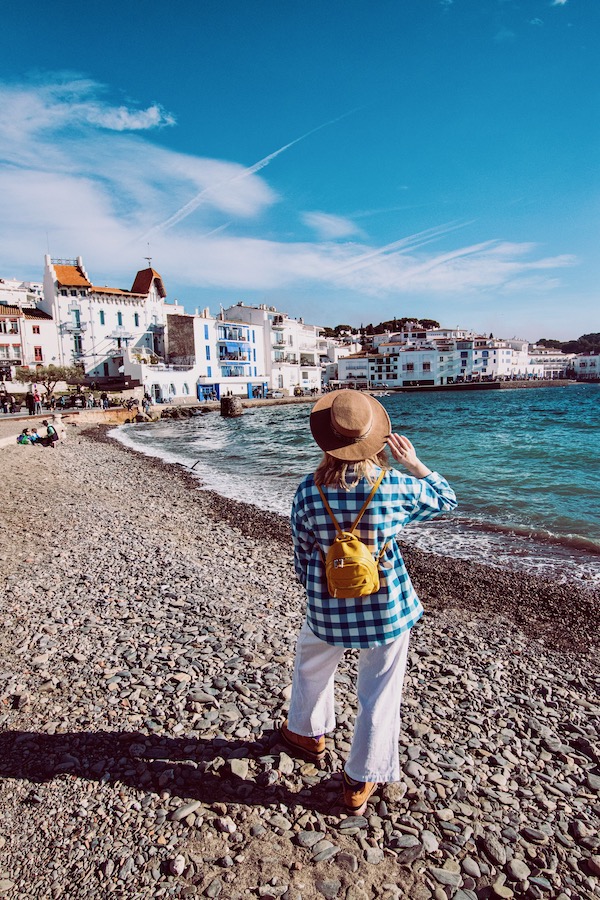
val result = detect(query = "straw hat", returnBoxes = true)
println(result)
[310,390,391,461]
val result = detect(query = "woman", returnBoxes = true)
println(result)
[281,390,457,815]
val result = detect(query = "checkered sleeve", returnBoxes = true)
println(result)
[291,478,315,587]
[393,471,457,525]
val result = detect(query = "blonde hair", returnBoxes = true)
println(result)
[314,450,391,490]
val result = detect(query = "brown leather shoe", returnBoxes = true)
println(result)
[279,721,326,762]
[342,771,378,815]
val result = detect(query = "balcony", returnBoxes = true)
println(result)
[62,321,88,334]
[272,338,286,348]
[218,352,251,363]
[221,365,248,378]
[108,327,133,341]
[217,328,250,343]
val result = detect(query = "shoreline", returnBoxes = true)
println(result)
[95,425,598,657]
[1,425,599,898]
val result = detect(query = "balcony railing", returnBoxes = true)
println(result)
[221,365,248,378]
[62,321,88,334]
[273,339,286,348]
[218,353,251,363]
[217,330,250,343]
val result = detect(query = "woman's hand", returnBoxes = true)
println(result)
[387,433,432,479]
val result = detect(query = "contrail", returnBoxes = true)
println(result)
[139,109,361,240]
[329,220,474,277]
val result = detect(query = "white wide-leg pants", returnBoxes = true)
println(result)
[287,620,411,783]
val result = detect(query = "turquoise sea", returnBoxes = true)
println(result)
[114,384,600,585]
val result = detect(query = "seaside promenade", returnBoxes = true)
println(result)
[0,422,598,898]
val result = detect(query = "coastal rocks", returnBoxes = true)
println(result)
[220,396,243,417]
[0,431,598,899]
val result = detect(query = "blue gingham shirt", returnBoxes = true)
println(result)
[291,468,457,648]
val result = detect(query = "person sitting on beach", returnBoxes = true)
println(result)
[16,428,31,444]
[41,419,59,448]
[280,390,457,815]
[28,427,43,446]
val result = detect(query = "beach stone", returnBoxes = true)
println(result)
[521,827,550,845]
[336,852,359,872]
[170,801,203,822]
[428,867,462,888]
[296,830,325,849]
[169,854,186,876]
[205,878,223,898]
[483,835,507,865]
[421,830,439,853]
[587,855,600,877]
[461,858,481,878]
[506,858,531,881]
[315,878,342,899]
[365,847,384,865]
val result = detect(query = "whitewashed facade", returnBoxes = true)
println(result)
[528,345,576,378]
[573,352,600,380]
[338,332,544,387]
[40,255,183,390]
[224,303,323,394]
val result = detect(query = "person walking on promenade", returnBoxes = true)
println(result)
[33,390,43,414]
[280,390,457,815]
[25,390,35,416]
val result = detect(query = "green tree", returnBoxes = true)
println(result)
[537,338,562,349]
[13,364,83,397]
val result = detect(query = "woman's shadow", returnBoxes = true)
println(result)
[0,727,343,814]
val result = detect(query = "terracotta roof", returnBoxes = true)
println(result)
[0,305,52,320]
[53,265,92,288]
[130,268,166,298]
[91,285,146,298]
[23,308,53,320]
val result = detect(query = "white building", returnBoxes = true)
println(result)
[0,277,44,308]
[0,304,55,388]
[529,345,576,379]
[337,331,544,387]
[40,255,183,392]
[224,303,323,394]
[573,352,600,381]
[162,308,268,401]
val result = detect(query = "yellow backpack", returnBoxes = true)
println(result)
[317,471,386,599]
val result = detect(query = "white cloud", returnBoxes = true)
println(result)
[0,74,576,308]
[530,18,544,26]
[301,211,361,240]
[552,0,568,6]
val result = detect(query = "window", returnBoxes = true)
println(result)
[207,366,212,377]
[70,290,77,297]
[254,366,257,376]
[406,363,414,372]
[73,335,83,354]
[60,289,68,297]
[117,312,123,326]
[461,351,468,359]
[204,324,209,340]
[34,347,43,362]
[32,325,40,335]
[99,310,105,325]
[302,371,308,380]
[252,330,256,343]
[205,346,211,360]
[253,349,256,362]
[183,383,190,394]
[134,313,139,327]
[423,362,431,372]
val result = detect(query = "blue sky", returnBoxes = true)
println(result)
[1,0,597,340]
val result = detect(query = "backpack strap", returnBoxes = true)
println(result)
[315,470,386,561]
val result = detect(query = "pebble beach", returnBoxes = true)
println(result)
[0,422,599,900]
